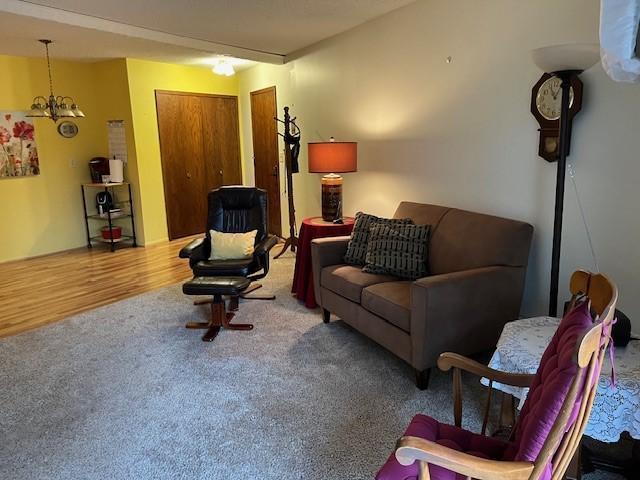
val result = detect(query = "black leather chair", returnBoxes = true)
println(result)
[179,186,278,299]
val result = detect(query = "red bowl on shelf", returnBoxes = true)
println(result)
[101,226,122,240]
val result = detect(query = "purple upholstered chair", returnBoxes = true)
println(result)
[377,270,618,480]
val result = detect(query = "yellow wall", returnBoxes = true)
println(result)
[91,59,144,243]
[0,56,241,262]
[0,55,105,262]
[125,59,239,244]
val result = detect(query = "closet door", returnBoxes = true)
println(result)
[156,92,208,240]
[200,95,242,188]
[156,91,242,240]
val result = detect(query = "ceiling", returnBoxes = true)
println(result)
[0,0,415,66]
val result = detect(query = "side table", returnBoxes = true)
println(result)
[291,216,354,308]
[483,316,640,478]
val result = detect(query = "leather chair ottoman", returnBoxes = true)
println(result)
[183,276,253,342]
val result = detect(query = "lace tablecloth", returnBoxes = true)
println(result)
[481,316,640,443]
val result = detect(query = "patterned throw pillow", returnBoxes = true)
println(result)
[363,223,430,280]
[344,212,414,266]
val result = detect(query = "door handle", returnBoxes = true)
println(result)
[186,172,192,179]
[271,165,278,176]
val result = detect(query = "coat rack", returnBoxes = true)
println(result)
[274,106,301,259]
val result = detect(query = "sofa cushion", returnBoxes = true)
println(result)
[362,281,412,332]
[376,414,512,480]
[344,212,413,266]
[429,208,533,275]
[363,223,430,280]
[321,264,397,303]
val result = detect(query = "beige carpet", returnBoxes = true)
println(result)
[0,252,624,479]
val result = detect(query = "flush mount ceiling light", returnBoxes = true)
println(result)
[211,58,235,76]
[26,39,85,122]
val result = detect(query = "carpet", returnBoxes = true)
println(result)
[0,253,622,479]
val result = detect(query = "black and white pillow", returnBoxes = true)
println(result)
[344,212,413,266]
[362,223,430,280]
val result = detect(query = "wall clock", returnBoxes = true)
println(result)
[57,121,78,138]
[530,73,583,162]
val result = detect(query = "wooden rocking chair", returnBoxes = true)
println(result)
[377,270,618,480]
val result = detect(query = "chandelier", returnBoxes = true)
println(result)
[26,40,85,122]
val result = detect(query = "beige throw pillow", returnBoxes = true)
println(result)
[209,229,257,260]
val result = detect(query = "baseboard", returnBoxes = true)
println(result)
[0,243,88,265]
[141,237,169,247]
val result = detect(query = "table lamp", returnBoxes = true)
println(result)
[531,43,600,316]
[308,138,357,222]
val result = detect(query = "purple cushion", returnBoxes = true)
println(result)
[376,414,511,480]
[503,302,593,477]
[377,303,593,480]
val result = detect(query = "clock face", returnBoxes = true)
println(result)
[57,120,79,138]
[535,76,574,121]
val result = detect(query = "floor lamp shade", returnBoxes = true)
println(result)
[531,44,600,73]
[308,141,357,221]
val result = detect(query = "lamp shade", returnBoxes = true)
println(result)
[26,104,49,117]
[308,141,357,173]
[531,43,600,73]
[71,104,85,117]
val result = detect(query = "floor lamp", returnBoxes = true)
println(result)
[531,44,600,316]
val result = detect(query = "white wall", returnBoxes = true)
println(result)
[238,0,640,329]
[238,64,298,234]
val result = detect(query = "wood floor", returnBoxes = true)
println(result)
[0,237,198,338]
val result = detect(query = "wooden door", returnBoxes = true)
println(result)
[200,96,242,186]
[156,91,242,240]
[250,86,281,236]
[156,92,208,240]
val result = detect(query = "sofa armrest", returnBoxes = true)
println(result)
[179,237,205,259]
[310,236,351,308]
[410,266,526,370]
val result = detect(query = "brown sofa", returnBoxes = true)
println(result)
[310,201,533,389]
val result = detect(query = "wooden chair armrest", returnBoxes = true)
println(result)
[396,436,534,480]
[438,352,535,388]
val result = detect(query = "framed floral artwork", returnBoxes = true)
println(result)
[0,112,39,178]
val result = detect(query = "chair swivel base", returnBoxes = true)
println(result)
[186,293,253,342]
[183,276,255,342]
[239,283,276,300]
[193,283,275,309]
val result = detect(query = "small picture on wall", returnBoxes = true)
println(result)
[0,112,39,178]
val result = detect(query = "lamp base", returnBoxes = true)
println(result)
[321,173,343,222]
